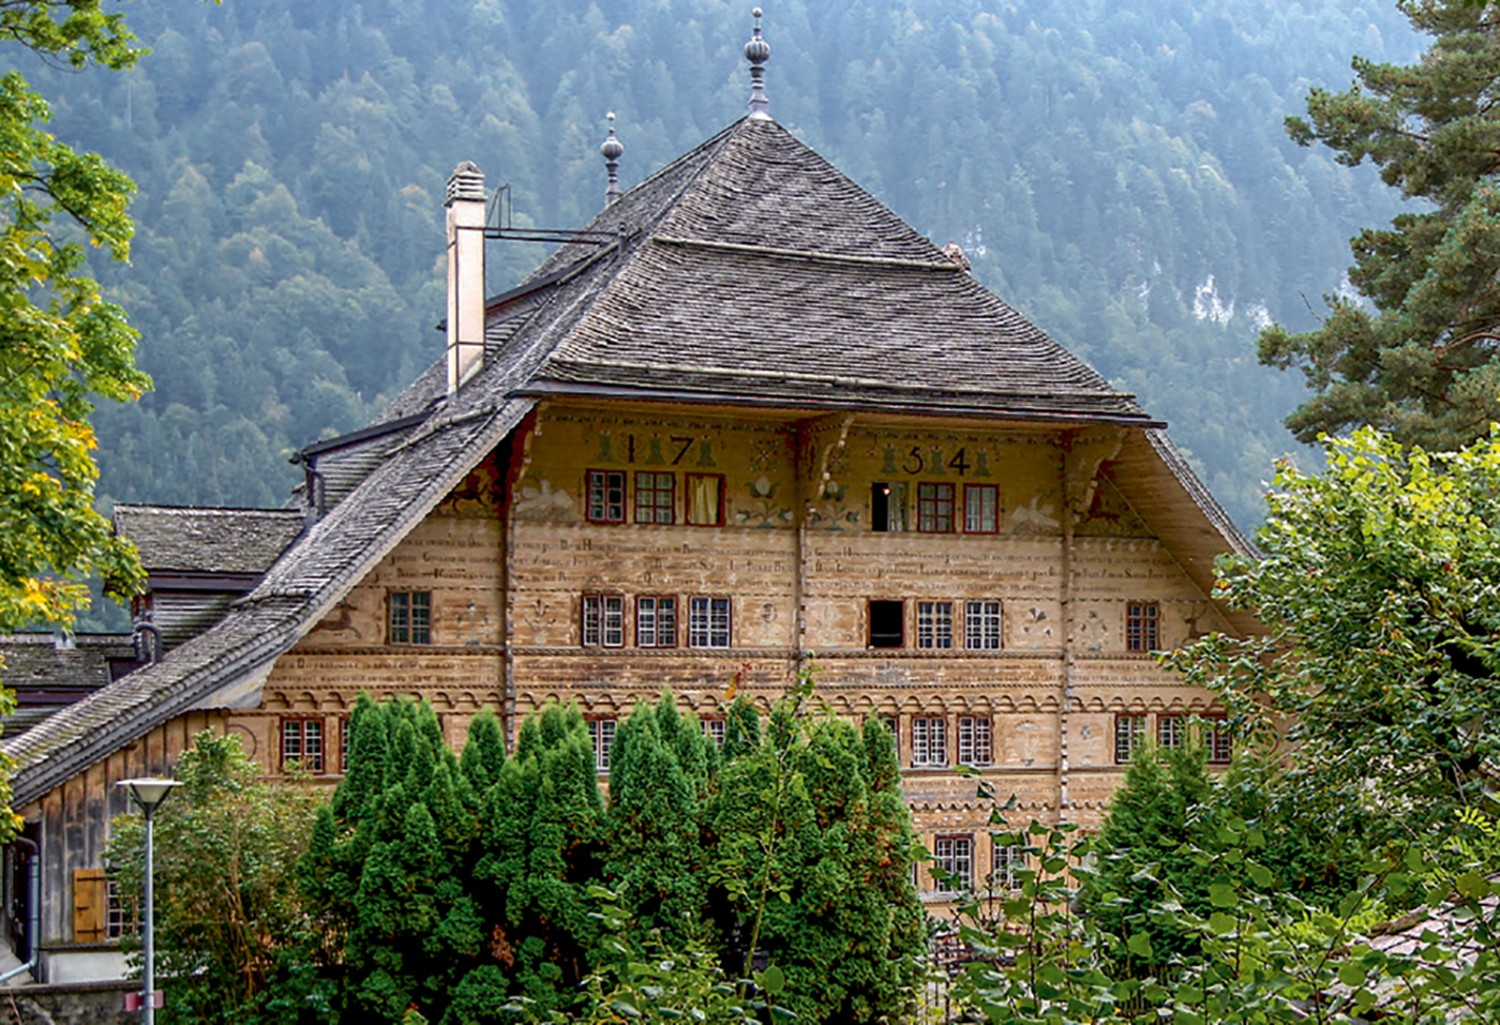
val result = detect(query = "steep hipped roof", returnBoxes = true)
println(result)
[506,119,1154,423]
[113,506,305,576]
[3,115,1248,804]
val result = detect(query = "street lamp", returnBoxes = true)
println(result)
[117,778,181,1025]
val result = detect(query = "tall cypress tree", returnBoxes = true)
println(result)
[473,705,604,1017]
[605,699,709,947]
[1079,743,1216,968]
[460,710,506,795]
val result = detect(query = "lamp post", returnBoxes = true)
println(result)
[117,778,181,1025]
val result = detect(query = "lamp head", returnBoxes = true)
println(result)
[117,778,182,814]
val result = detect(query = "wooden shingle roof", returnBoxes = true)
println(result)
[112,506,305,575]
[509,118,1151,422]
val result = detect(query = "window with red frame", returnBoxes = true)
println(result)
[281,717,324,773]
[586,469,626,523]
[917,482,956,532]
[634,471,675,524]
[964,484,999,533]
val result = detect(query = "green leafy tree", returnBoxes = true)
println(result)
[0,1,155,618]
[1261,1,1500,449]
[0,0,160,829]
[1166,427,1500,826]
[106,731,324,1025]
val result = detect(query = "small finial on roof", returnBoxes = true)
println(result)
[745,7,771,121]
[600,111,625,206]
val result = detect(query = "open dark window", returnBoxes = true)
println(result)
[870,482,907,532]
[869,600,905,648]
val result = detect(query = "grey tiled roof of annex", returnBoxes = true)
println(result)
[112,506,306,575]
[3,114,1242,804]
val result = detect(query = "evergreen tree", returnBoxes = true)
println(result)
[1262,1,1500,449]
[709,691,922,1023]
[720,695,761,762]
[460,709,506,795]
[473,705,604,1017]
[1079,743,1216,968]
[604,698,709,947]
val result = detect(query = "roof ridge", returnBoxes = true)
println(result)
[114,505,304,516]
[543,353,1135,400]
[652,234,964,272]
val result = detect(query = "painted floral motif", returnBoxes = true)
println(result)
[736,475,795,528]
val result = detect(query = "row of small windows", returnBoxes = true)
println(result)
[870,599,1003,649]
[1114,713,1233,764]
[582,594,732,648]
[930,836,1028,894]
[279,709,1229,779]
[384,592,1158,654]
[585,473,1011,535]
[587,470,725,526]
[873,482,1000,533]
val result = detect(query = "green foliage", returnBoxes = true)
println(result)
[1262,0,1500,449]
[1080,743,1217,966]
[604,696,709,947]
[290,681,923,1024]
[952,807,1500,1024]
[708,671,924,1024]
[1166,427,1500,825]
[0,0,153,627]
[106,731,324,1025]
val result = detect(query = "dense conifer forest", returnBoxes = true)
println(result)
[26,0,1419,531]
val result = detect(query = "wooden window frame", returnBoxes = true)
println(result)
[702,718,726,748]
[957,715,993,766]
[964,599,1002,650]
[634,470,676,525]
[1206,717,1234,765]
[582,593,626,648]
[1157,714,1187,751]
[105,878,137,940]
[281,716,325,773]
[589,718,617,772]
[586,469,627,524]
[916,600,954,649]
[1126,600,1160,653]
[963,483,1000,534]
[917,481,956,533]
[933,834,974,893]
[991,843,1026,891]
[636,595,679,648]
[685,472,726,527]
[688,596,732,649]
[912,715,948,767]
[389,590,432,645]
[1114,714,1147,764]
[338,715,351,775]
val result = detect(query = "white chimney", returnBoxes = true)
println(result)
[445,161,487,394]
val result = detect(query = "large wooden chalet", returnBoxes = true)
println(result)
[0,43,1252,983]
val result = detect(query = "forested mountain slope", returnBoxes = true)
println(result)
[30,0,1417,529]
